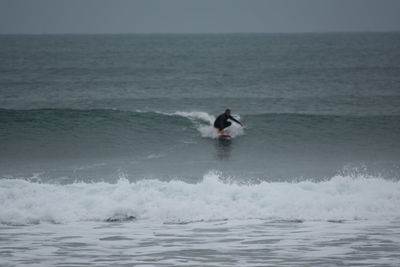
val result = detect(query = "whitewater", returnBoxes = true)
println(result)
[1,172,400,266]
[1,172,399,225]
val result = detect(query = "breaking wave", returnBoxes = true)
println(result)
[1,171,399,225]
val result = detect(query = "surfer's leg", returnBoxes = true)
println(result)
[215,127,224,135]
[222,121,231,129]
[217,122,231,135]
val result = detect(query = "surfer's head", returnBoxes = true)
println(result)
[225,109,231,115]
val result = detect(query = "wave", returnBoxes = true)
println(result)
[2,107,398,124]
[1,108,399,181]
[1,108,398,154]
[0,108,246,139]
[1,171,399,225]
[1,108,399,159]
[2,108,398,138]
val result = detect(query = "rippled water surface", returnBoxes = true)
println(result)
[2,219,400,267]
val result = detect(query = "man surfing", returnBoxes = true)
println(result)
[213,109,243,137]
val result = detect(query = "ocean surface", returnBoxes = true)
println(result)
[1,33,400,266]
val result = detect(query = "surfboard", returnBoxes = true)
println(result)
[219,134,231,138]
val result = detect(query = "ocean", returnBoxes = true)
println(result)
[1,33,400,266]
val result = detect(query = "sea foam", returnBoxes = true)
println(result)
[0,172,399,225]
[172,111,244,138]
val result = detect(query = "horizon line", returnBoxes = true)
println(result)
[1,30,400,36]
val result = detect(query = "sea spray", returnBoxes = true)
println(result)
[171,111,244,138]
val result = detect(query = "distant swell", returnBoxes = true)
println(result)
[1,107,399,146]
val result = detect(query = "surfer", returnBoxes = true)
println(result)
[213,109,243,136]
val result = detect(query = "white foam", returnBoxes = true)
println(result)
[1,172,399,225]
[173,111,215,124]
[172,111,244,138]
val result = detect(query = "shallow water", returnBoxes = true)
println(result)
[2,219,400,267]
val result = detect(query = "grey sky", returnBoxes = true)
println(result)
[1,0,399,34]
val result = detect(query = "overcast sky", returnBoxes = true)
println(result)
[1,0,400,34]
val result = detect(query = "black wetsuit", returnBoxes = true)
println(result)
[213,113,241,131]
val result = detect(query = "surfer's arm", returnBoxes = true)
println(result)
[229,116,243,126]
